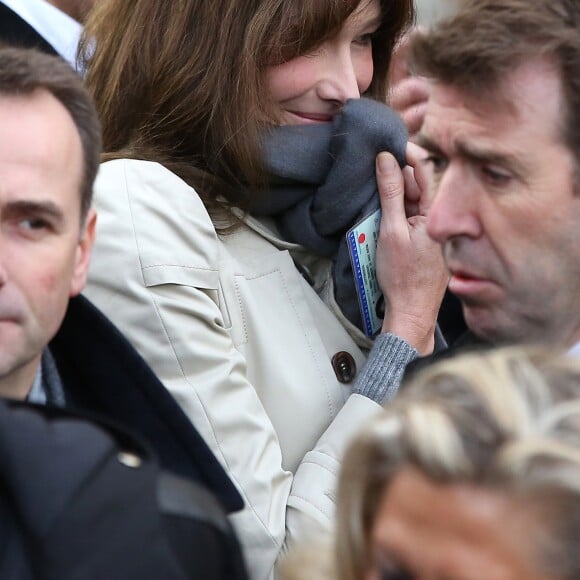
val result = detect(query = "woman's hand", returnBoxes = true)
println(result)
[388,28,430,137]
[375,143,449,354]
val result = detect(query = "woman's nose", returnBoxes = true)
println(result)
[314,47,363,103]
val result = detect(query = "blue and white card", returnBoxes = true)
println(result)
[347,208,383,337]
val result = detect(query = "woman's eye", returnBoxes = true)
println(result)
[379,566,414,580]
[372,553,415,580]
[354,33,374,46]
[354,28,379,47]
[381,569,414,580]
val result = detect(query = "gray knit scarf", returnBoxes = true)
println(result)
[252,98,407,331]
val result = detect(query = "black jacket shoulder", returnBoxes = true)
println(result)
[49,295,243,513]
[0,399,248,580]
[403,330,490,384]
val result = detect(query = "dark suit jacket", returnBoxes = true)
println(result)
[0,2,58,55]
[49,294,243,514]
[403,329,490,384]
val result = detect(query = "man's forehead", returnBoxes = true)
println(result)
[428,56,561,108]
[0,91,84,216]
[420,58,565,151]
[424,82,520,139]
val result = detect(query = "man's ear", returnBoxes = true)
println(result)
[69,208,97,297]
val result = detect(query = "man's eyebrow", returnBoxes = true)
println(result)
[455,141,527,175]
[416,133,527,175]
[415,133,444,155]
[3,200,65,224]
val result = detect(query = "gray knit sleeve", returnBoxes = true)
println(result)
[352,333,419,405]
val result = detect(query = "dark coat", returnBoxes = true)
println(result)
[49,295,243,514]
[0,2,58,55]
[0,399,248,580]
[403,329,489,383]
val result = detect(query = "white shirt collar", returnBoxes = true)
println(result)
[2,0,82,69]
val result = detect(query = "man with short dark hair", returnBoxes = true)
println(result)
[0,46,246,579]
[410,0,580,354]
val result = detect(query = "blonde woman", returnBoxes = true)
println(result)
[291,347,580,579]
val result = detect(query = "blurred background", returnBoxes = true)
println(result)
[415,0,457,26]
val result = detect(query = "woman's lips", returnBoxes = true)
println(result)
[287,110,334,124]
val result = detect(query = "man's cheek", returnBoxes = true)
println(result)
[38,271,58,292]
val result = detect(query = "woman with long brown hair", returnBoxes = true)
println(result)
[80,1,447,577]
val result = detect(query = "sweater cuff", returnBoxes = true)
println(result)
[353,333,419,405]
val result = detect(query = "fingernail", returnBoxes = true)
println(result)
[377,153,396,174]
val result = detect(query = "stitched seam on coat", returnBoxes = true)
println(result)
[235,261,335,420]
[142,263,217,271]
[242,267,280,280]
[280,271,335,420]
[232,277,249,344]
[290,495,331,519]
[122,162,147,286]
[299,458,339,477]
[289,493,333,519]
[290,459,339,517]
[278,270,335,420]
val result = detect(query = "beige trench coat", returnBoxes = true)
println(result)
[85,159,382,580]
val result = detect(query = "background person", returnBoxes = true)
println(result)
[415,0,456,26]
[411,0,580,354]
[285,347,580,579]
[79,0,449,576]
[0,45,246,579]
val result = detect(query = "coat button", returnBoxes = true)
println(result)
[331,351,356,384]
[117,451,142,468]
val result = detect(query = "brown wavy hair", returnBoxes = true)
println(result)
[79,0,414,213]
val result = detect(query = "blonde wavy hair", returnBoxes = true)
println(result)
[282,347,580,579]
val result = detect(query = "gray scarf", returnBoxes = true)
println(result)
[252,98,407,331]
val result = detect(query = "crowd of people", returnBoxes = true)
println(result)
[0,0,578,578]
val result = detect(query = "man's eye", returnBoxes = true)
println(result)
[424,154,448,173]
[482,166,512,185]
[20,217,50,231]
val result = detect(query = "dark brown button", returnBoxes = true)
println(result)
[331,351,356,384]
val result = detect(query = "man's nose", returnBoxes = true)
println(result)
[426,166,482,244]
